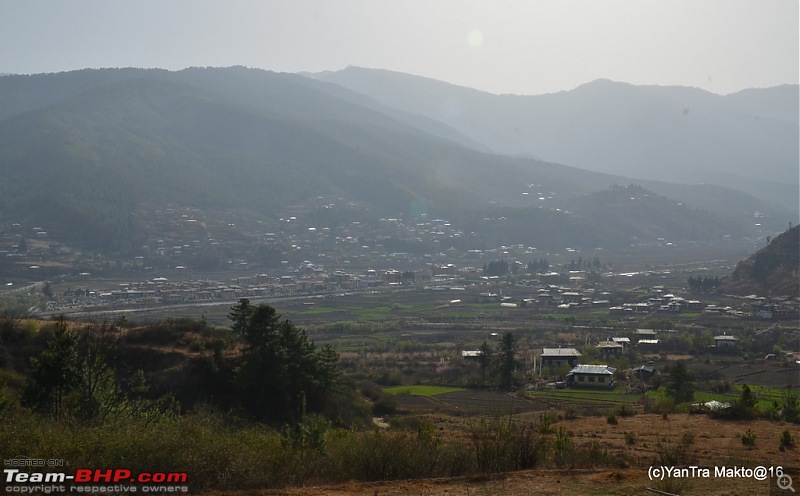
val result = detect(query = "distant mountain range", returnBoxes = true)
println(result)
[309,67,799,210]
[0,67,794,253]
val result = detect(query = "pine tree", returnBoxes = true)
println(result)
[495,332,518,391]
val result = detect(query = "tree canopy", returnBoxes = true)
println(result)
[228,299,343,422]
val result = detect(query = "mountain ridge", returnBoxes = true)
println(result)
[0,67,791,254]
[309,67,799,210]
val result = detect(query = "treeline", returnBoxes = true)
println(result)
[687,275,720,293]
[2,300,351,426]
[568,256,603,271]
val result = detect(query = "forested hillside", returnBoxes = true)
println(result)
[0,67,787,253]
[721,225,800,297]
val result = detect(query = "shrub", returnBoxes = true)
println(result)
[358,381,382,401]
[551,427,574,467]
[581,441,610,467]
[617,404,635,417]
[741,429,757,448]
[390,415,423,431]
[371,393,397,416]
[470,417,543,474]
[783,391,800,423]
[655,433,697,466]
[537,412,555,433]
[655,476,692,495]
[779,429,796,450]
[563,406,578,420]
[606,413,618,425]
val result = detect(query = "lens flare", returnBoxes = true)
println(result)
[468,29,484,47]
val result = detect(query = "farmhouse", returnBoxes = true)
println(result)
[631,364,656,382]
[597,340,624,356]
[560,291,582,304]
[461,350,484,361]
[611,337,631,351]
[540,348,582,369]
[565,364,616,388]
[713,334,738,352]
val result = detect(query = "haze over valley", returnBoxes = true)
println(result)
[1,3,798,495]
[0,67,795,266]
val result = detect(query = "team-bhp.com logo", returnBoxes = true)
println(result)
[5,467,189,493]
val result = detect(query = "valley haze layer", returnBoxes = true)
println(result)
[0,67,795,267]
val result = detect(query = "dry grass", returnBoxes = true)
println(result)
[216,414,798,496]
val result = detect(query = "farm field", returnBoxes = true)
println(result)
[393,389,548,416]
[384,385,465,396]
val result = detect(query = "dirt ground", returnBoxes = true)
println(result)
[216,469,778,496]
[215,414,799,496]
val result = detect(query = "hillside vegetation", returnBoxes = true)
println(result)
[721,225,800,297]
[0,67,790,254]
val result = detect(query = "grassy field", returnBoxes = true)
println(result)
[647,383,795,410]
[384,385,466,396]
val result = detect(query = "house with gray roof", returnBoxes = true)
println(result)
[565,364,616,388]
[540,348,582,369]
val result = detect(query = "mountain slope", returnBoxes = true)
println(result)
[720,226,799,297]
[309,67,799,210]
[0,67,783,254]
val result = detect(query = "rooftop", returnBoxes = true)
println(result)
[567,365,616,375]
[541,348,582,357]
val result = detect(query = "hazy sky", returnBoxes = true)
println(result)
[1,0,797,95]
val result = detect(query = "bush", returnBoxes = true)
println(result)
[617,404,635,417]
[372,393,397,416]
[655,433,697,466]
[606,414,618,425]
[581,441,611,467]
[741,429,757,448]
[551,427,574,467]
[654,476,692,495]
[470,417,543,474]
[358,381,382,401]
[779,429,796,450]
[537,412,555,433]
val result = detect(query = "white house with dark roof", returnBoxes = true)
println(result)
[597,340,624,356]
[540,348,582,369]
[611,337,631,352]
[461,350,484,361]
[714,334,738,352]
